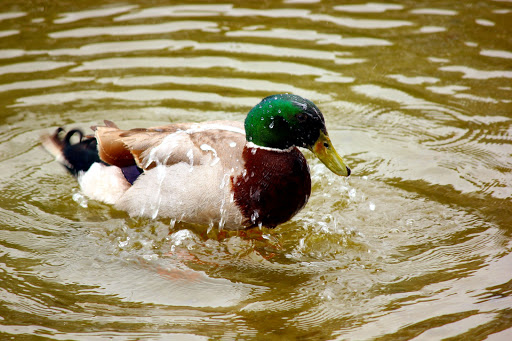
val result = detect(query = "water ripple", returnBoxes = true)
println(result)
[480,49,512,59]
[96,76,330,100]
[334,3,403,13]
[439,65,512,79]
[114,5,412,29]
[227,28,393,46]
[49,21,218,39]
[13,90,259,107]
[114,4,235,21]
[69,56,343,76]
[0,12,26,21]
[0,61,74,76]
[410,8,458,16]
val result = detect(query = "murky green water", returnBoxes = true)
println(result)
[0,1,511,340]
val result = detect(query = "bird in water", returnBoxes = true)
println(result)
[41,94,351,230]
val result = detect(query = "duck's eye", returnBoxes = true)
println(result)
[323,142,330,149]
[297,113,307,122]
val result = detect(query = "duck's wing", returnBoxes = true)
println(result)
[95,120,246,171]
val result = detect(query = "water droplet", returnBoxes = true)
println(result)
[269,121,274,129]
[72,191,88,208]
[220,173,230,189]
[218,208,226,230]
[369,202,376,211]
[349,188,356,199]
[142,254,158,261]
[229,141,236,147]
[151,206,159,219]
[118,237,130,248]
[200,144,219,166]
[186,149,194,172]
[251,211,259,223]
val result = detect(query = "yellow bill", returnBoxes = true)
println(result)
[309,131,351,176]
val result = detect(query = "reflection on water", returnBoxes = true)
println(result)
[0,0,511,339]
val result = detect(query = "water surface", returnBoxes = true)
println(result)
[0,0,511,340]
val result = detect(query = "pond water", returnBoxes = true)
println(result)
[0,0,511,340]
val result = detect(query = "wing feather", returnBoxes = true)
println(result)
[94,121,246,171]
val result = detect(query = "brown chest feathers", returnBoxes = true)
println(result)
[231,145,311,228]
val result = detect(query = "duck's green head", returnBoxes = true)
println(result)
[245,94,351,176]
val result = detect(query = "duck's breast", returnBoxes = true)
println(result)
[231,145,311,228]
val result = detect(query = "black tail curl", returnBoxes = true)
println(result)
[43,125,143,184]
[50,128,105,176]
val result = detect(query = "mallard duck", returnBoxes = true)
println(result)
[42,94,351,230]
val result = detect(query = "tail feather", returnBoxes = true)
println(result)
[90,119,119,131]
[41,128,104,176]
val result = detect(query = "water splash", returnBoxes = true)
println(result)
[186,148,194,172]
[71,189,88,208]
[200,143,220,166]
